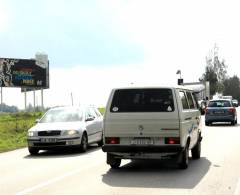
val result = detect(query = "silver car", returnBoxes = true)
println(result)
[27,106,103,155]
[205,99,237,126]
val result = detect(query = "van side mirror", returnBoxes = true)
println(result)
[35,119,40,123]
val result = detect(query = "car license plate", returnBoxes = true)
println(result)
[215,111,224,114]
[131,138,154,145]
[41,138,57,143]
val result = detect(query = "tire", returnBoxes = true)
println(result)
[107,153,121,169]
[191,139,201,159]
[28,147,39,155]
[178,145,189,169]
[205,121,209,126]
[97,138,103,147]
[231,120,235,126]
[235,119,238,124]
[80,133,88,152]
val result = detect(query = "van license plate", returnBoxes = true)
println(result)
[41,138,57,143]
[131,138,154,145]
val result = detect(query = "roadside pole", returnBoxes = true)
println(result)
[1,87,2,105]
[41,89,44,111]
[0,87,2,112]
[33,90,35,111]
[24,89,27,111]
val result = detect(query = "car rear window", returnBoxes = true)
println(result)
[110,88,174,112]
[208,100,231,107]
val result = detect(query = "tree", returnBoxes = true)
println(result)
[0,103,18,112]
[200,45,228,96]
[223,75,240,101]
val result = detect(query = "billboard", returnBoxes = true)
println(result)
[0,58,49,88]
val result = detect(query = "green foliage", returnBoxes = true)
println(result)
[223,75,240,101]
[98,107,105,115]
[0,112,43,153]
[200,46,228,96]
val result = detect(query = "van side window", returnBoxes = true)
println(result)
[179,91,189,110]
[186,92,195,109]
[192,93,199,109]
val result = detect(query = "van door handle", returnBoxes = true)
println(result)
[185,117,192,120]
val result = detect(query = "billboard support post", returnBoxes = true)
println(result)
[24,89,27,111]
[1,87,2,105]
[41,89,44,111]
[33,90,35,111]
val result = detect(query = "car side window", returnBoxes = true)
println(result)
[85,108,97,119]
[93,108,102,117]
[186,91,196,109]
[179,91,189,110]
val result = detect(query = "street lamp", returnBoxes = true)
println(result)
[176,70,183,85]
[176,70,181,79]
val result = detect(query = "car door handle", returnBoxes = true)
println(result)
[185,117,192,121]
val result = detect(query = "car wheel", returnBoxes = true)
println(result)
[231,120,235,126]
[80,133,88,152]
[235,119,238,124]
[28,147,39,155]
[107,153,121,169]
[178,145,189,169]
[97,138,103,147]
[205,121,209,126]
[191,139,201,159]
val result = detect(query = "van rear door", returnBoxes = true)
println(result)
[104,88,180,145]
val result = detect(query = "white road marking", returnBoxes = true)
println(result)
[235,178,240,195]
[14,161,101,195]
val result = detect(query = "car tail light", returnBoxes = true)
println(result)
[165,137,180,144]
[105,137,120,144]
[229,108,236,114]
[205,108,209,114]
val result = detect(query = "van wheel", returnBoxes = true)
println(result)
[107,153,121,169]
[178,146,189,169]
[191,139,201,159]
[28,147,39,155]
[80,133,88,152]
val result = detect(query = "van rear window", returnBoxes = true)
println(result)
[110,89,174,112]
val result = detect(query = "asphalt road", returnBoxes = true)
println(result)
[1,109,240,195]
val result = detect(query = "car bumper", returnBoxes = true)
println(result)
[102,145,184,160]
[205,115,235,123]
[102,145,184,153]
[27,136,81,150]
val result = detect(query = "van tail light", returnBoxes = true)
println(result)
[165,137,180,145]
[229,108,236,114]
[105,137,120,144]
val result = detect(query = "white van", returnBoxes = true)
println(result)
[102,86,202,169]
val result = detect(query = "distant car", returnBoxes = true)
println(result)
[205,99,237,126]
[232,99,239,107]
[27,106,103,155]
[198,100,206,115]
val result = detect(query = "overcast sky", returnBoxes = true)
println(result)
[0,0,240,109]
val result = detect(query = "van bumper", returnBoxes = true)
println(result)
[102,145,184,153]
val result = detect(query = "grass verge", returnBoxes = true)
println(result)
[0,112,43,153]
